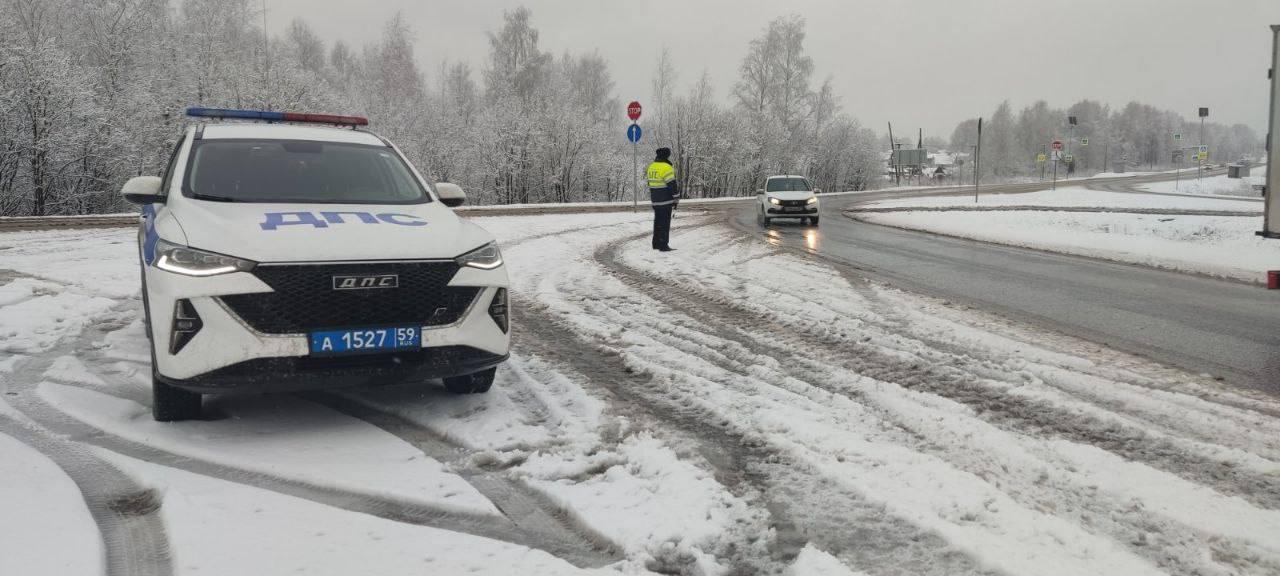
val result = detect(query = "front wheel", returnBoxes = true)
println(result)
[810,217,820,227]
[444,367,496,395]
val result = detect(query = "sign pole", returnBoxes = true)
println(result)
[626,101,643,212]
[1260,25,1280,240]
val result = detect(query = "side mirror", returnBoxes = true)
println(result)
[436,182,466,208]
[121,176,164,205]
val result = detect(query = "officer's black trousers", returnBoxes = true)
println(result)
[651,204,673,249]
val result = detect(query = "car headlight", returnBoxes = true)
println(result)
[768,197,781,206]
[153,238,255,277]
[806,197,818,205]
[456,242,503,270]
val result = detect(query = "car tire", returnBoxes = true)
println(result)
[152,372,202,422]
[444,367,496,395]
[811,217,820,226]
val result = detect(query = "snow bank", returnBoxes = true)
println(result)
[866,184,1261,211]
[0,430,103,576]
[1137,172,1266,198]
[855,185,1276,283]
[857,210,1275,283]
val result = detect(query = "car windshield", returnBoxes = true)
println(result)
[766,177,812,192]
[182,139,429,204]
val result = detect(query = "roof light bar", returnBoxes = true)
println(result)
[185,107,369,127]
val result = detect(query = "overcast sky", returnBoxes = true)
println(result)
[267,0,1280,136]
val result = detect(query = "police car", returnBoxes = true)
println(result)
[756,175,820,226]
[122,108,510,421]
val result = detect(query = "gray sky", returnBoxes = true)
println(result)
[267,0,1280,136]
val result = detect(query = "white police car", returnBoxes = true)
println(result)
[756,175,820,226]
[122,108,509,421]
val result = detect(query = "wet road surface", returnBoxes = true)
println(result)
[723,174,1280,395]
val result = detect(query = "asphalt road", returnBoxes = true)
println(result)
[725,173,1280,395]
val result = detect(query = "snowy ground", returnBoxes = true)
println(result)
[853,184,1277,283]
[1136,171,1267,198]
[3,211,1280,575]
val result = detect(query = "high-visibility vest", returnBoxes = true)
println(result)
[646,161,676,190]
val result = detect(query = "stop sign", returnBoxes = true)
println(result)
[1051,140,1063,151]
[627,101,642,121]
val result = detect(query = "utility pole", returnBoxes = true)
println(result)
[888,122,899,187]
[1198,107,1209,181]
[974,117,983,202]
[1067,115,1077,177]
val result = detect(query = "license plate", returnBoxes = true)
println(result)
[310,326,422,355]
[784,207,803,212]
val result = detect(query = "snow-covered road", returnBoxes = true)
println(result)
[3,212,1280,575]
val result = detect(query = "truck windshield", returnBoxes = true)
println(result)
[766,178,812,192]
[182,139,429,204]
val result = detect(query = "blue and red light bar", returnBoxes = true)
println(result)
[185,107,369,127]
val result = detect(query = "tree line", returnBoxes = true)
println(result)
[0,1,1264,216]
[0,1,884,216]
[948,100,1262,178]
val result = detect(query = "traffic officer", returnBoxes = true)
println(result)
[646,147,679,251]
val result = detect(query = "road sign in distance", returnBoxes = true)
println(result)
[1174,133,1182,140]
[1064,154,1074,163]
[626,123,642,143]
[1199,107,1209,118]
[1198,145,1208,153]
[627,101,642,121]
[1080,138,1089,146]
[1051,140,1064,151]
[1036,153,1047,163]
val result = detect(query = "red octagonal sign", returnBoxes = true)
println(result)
[1051,140,1064,151]
[627,101,642,121]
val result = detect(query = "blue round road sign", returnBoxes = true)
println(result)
[626,123,642,143]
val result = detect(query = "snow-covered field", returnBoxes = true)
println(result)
[3,212,1280,575]
[854,184,1277,283]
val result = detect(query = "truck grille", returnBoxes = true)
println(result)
[221,261,480,334]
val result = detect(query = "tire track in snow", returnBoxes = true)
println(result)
[304,392,623,568]
[0,412,172,576]
[597,229,1280,575]
[659,222,1280,511]
[6,301,621,570]
[499,222,992,575]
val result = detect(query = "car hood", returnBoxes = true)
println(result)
[766,191,816,201]
[170,200,494,263]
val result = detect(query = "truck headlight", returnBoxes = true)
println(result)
[154,239,255,277]
[456,242,503,270]
[768,197,781,206]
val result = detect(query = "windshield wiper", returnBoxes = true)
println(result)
[190,193,242,202]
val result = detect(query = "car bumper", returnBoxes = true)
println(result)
[144,261,510,391]
[767,207,818,215]
[157,347,509,393]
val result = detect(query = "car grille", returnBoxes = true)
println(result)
[220,261,480,334]
[780,199,809,207]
